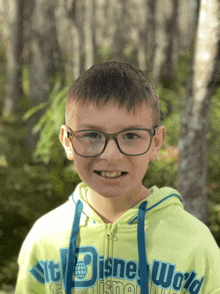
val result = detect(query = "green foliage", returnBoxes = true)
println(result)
[22,64,30,96]
[0,117,81,289]
[22,82,68,164]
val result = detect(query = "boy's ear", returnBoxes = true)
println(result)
[149,125,166,161]
[60,125,74,160]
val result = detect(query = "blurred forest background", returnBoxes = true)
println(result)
[0,0,220,292]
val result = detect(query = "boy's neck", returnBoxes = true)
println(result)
[85,186,152,224]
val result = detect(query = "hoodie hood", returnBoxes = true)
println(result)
[65,182,183,294]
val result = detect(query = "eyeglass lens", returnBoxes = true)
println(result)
[72,130,151,156]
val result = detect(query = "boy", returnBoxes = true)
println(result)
[15,60,220,294]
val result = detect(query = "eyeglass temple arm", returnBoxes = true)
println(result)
[67,132,73,139]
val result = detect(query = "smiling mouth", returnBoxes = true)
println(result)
[94,170,128,178]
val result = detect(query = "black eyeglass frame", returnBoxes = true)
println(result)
[66,126,158,157]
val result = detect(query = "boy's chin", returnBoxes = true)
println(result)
[87,185,128,199]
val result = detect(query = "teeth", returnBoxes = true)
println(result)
[101,171,122,178]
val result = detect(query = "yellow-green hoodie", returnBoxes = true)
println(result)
[15,182,220,294]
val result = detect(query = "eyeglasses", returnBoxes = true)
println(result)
[67,126,157,157]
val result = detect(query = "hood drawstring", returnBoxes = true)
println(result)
[137,201,149,294]
[65,200,83,294]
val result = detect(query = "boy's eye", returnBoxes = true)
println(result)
[85,132,100,139]
[76,131,103,140]
[123,132,140,140]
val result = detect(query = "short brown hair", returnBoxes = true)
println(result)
[66,60,160,127]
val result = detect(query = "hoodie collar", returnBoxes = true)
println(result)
[68,182,183,225]
[65,182,183,294]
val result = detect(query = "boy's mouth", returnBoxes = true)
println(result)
[94,170,128,178]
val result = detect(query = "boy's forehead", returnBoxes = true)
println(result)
[68,99,154,130]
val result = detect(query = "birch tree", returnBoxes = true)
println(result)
[152,0,179,86]
[112,0,128,60]
[145,0,156,67]
[129,0,147,71]
[84,0,94,70]
[25,0,61,150]
[2,0,24,119]
[61,0,81,80]
[177,0,220,224]
[178,0,198,50]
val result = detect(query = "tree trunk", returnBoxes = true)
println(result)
[2,0,24,119]
[84,0,94,70]
[146,0,156,70]
[137,30,146,72]
[152,0,179,86]
[112,0,127,60]
[25,0,61,150]
[94,0,107,50]
[60,0,81,80]
[71,25,81,80]
[177,0,220,224]
[130,0,147,72]
[178,0,198,51]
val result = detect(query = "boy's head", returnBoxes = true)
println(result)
[65,60,160,128]
[60,60,166,199]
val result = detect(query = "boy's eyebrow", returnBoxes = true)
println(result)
[78,124,148,131]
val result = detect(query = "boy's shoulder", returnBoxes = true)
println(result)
[168,201,218,251]
[152,186,217,246]
[33,198,74,235]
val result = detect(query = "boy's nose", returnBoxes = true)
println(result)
[99,138,124,160]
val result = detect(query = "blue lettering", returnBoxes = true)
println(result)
[29,248,205,294]
[152,260,175,289]
[113,258,125,278]
[189,276,204,294]
[43,261,50,283]
[99,255,104,280]
[48,261,61,282]
[126,261,137,280]
[29,260,46,284]
[184,271,197,290]
[184,272,190,280]
[173,272,184,291]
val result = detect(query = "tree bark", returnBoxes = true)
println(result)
[2,0,24,119]
[137,30,147,72]
[177,0,220,224]
[130,0,147,72]
[60,0,81,80]
[112,0,127,60]
[152,0,179,87]
[94,0,107,50]
[25,0,61,150]
[71,26,81,80]
[84,0,94,70]
[178,0,198,51]
[146,0,156,70]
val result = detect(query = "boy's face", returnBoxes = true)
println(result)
[60,99,166,199]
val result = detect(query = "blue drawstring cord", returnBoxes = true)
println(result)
[65,200,83,294]
[137,201,149,294]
